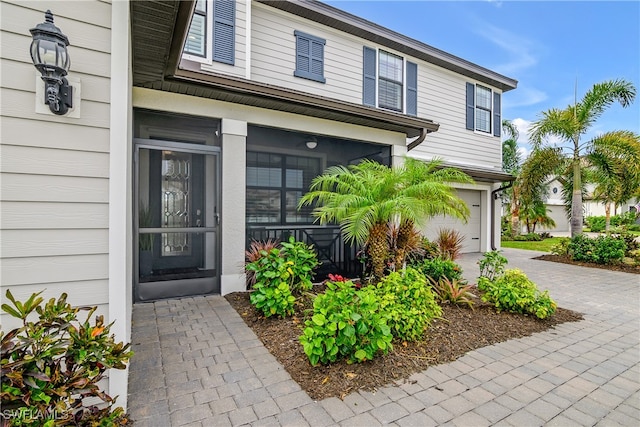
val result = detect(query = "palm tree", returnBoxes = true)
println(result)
[501,119,522,236]
[393,157,474,269]
[298,158,472,280]
[526,79,637,236]
[588,130,640,230]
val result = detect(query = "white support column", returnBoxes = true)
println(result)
[108,0,132,411]
[221,118,247,294]
[391,143,407,167]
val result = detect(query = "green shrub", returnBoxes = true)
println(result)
[374,268,442,341]
[569,234,626,264]
[586,216,606,232]
[628,224,640,232]
[478,250,508,281]
[247,248,296,317]
[279,237,319,294]
[414,257,462,283]
[299,281,392,366]
[513,233,542,241]
[250,282,296,318]
[1,291,132,426]
[550,237,571,256]
[246,238,319,317]
[478,269,557,319]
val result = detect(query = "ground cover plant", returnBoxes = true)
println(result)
[232,247,583,400]
[1,291,132,426]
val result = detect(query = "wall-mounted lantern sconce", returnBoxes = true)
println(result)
[305,138,318,150]
[30,10,72,115]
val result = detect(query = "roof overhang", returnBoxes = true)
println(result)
[256,0,518,92]
[130,1,516,140]
[442,163,516,183]
[131,0,438,139]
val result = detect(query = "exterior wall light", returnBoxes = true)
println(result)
[305,139,318,149]
[30,10,72,115]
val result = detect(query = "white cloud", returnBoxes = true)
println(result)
[476,24,538,75]
[503,86,547,108]
[510,117,568,157]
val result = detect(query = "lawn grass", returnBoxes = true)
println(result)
[501,237,566,252]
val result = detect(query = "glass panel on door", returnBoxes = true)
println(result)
[136,145,219,301]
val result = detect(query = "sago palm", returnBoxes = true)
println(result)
[526,79,636,236]
[393,157,473,268]
[298,158,472,279]
[298,160,399,279]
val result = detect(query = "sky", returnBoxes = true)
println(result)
[325,0,640,158]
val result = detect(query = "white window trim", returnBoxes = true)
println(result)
[183,1,214,65]
[474,84,494,136]
[375,48,408,114]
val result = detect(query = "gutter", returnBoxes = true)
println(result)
[407,128,430,151]
[490,182,514,250]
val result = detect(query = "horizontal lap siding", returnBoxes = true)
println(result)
[0,1,111,329]
[201,0,247,77]
[251,3,362,104]
[250,3,503,169]
[412,63,502,169]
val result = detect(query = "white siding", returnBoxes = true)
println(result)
[251,2,363,104]
[199,0,247,78]
[249,2,504,169]
[0,1,111,330]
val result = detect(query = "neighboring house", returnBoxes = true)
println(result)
[539,180,638,233]
[0,0,516,407]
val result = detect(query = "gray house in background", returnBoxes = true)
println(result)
[0,0,516,407]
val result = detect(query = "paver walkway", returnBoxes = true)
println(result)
[127,248,640,426]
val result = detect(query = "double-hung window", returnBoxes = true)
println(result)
[466,82,502,137]
[183,0,235,65]
[294,31,326,83]
[363,47,418,116]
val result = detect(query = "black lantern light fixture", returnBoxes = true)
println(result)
[29,10,72,115]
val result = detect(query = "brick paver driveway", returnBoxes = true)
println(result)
[128,248,640,426]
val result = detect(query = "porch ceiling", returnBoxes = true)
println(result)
[130,0,438,139]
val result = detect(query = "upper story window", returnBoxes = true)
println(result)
[466,82,501,137]
[363,47,418,116]
[293,31,326,83]
[378,51,403,111]
[183,0,235,65]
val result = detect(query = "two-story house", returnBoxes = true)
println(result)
[0,0,516,407]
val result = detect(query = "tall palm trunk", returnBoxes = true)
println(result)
[571,152,583,237]
[368,222,389,280]
[604,202,611,231]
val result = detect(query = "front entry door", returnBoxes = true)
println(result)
[134,139,220,301]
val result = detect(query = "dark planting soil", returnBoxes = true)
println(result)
[533,254,640,274]
[225,286,583,401]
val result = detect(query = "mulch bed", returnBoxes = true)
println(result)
[533,254,640,274]
[225,287,583,401]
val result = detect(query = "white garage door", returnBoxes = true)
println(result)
[421,189,481,253]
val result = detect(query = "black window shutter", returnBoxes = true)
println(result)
[363,46,376,106]
[466,82,475,130]
[213,0,235,65]
[493,92,501,137]
[406,61,418,116]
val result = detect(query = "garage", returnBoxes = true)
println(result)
[421,189,482,253]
